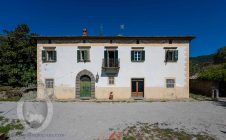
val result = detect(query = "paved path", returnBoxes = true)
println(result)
[0,101,226,140]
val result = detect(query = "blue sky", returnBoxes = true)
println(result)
[0,0,226,57]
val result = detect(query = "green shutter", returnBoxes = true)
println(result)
[84,50,88,61]
[174,50,178,61]
[53,50,57,62]
[165,50,169,62]
[77,50,80,62]
[104,50,107,59]
[115,50,118,59]
[42,50,46,63]
[114,50,118,65]
[87,50,90,61]
[131,51,134,61]
[142,50,145,61]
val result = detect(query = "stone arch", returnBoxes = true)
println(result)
[76,69,95,99]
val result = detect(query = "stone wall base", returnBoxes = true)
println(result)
[37,86,189,100]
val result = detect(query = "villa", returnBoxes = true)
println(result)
[35,29,194,100]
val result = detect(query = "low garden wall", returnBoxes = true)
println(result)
[190,79,219,97]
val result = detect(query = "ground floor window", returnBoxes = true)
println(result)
[108,77,115,85]
[45,79,54,88]
[166,79,175,88]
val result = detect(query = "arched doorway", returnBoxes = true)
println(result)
[76,69,95,99]
[80,75,91,97]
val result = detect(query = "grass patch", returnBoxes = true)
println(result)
[122,123,215,140]
[190,93,212,101]
[0,115,24,138]
[0,96,21,102]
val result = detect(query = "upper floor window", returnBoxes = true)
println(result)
[131,49,145,62]
[42,48,57,63]
[165,49,178,62]
[166,79,175,88]
[103,48,119,68]
[77,47,90,62]
[45,79,54,88]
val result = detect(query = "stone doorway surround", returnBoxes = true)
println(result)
[76,69,95,99]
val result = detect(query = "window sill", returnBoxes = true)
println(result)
[131,61,145,63]
[78,60,91,63]
[43,61,56,63]
[165,61,178,63]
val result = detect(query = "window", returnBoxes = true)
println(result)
[134,51,141,61]
[77,49,90,62]
[104,49,119,67]
[131,50,145,62]
[108,77,115,85]
[166,79,175,88]
[42,48,57,63]
[165,49,178,62]
[45,79,54,88]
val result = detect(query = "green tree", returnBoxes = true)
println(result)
[199,64,226,82]
[0,24,37,86]
[214,46,226,64]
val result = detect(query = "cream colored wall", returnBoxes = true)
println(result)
[37,42,189,100]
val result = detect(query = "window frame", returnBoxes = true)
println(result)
[131,49,145,62]
[77,47,90,62]
[134,51,142,61]
[165,49,178,62]
[166,78,175,88]
[42,47,57,63]
[108,76,115,85]
[45,79,54,88]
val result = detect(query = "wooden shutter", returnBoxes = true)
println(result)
[165,50,169,62]
[84,50,88,61]
[115,50,118,59]
[131,51,134,61]
[87,50,90,61]
[142,50,145,61]
[104,50,107,67]
[42,50,46,63]
[53,50,57,62]
[104,50,107,59]
[174,50,178,61]
[77,50,80,62]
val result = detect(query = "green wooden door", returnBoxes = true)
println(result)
[80,76,91,97]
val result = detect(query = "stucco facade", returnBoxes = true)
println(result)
[36,36,194,100]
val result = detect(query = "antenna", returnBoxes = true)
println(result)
[100,24,104,36]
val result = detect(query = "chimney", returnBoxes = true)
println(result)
[82,28,88,36]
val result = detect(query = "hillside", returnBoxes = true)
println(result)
[190,54,214,76]
[190,54,214,65]
[189,46,226,81]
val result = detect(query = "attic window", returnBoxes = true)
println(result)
[136,40,140,44]
[169,40,173,44]
[83,40,86,43]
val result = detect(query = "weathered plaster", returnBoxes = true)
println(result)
[37,41,190,100]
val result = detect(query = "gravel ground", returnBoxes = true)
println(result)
[0,101,226,140]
